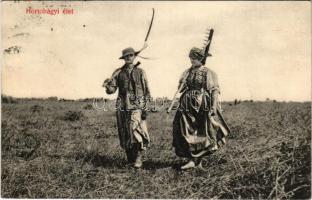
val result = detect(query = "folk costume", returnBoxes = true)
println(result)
[105,47,151,168]
[172,47,225,169]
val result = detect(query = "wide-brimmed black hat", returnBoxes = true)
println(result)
[119,47,140,59]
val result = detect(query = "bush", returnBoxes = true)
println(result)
[30,105,44,113]
[84,104,93,110]
[47,96,58,101]
[62,111,84,121]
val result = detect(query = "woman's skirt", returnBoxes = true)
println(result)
[172,89,220,158]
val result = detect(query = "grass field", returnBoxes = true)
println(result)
[1,100,311,198]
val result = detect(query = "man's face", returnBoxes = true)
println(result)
[124,53,135,64]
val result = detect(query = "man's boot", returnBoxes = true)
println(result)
[134,151,143,168]
[126,149,135,164]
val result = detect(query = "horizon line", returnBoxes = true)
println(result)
[1,94,311,103]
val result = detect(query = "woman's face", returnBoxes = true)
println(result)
[190,57,202,67]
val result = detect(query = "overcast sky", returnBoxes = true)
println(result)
[2,1,311,101]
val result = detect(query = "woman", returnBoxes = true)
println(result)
[172,47,223,170]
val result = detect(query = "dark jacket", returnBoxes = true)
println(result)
[106,64,151,110]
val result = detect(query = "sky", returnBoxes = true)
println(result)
[2,1,311,101]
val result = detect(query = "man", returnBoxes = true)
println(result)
[103,47,151,168]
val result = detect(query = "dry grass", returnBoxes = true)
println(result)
[1,100,311,198]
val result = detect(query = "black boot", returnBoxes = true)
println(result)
[126,149,135,164]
